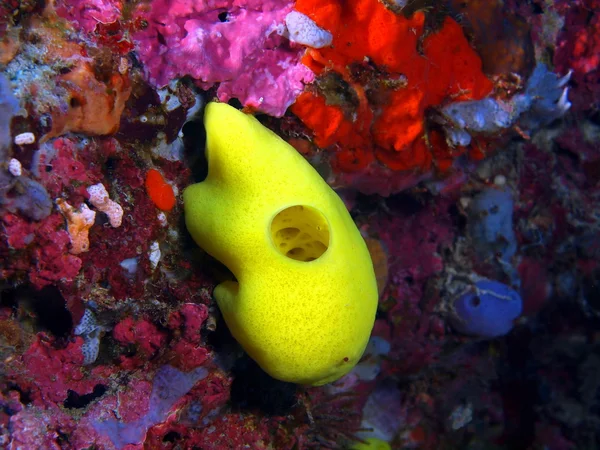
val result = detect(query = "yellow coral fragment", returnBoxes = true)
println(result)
[184,103,378,385]
[56,198,96,254]
[351,437,392,450]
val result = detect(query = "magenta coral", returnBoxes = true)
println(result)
[132,0,314,116]
[554,0,600,112]
[55,0,123,34]
[33,137,107,200]
[373,198,455,375]
[10,336,111,406]
[2,213,83,288]
[113,317,168,358]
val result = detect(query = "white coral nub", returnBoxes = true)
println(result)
[8,158,22,176]
[75,309,110,365]
[14,132,35,145]
[87,183,124,227]
[149,241,161,270]
[284,11,333,48]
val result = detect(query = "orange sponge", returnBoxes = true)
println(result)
[145,169,176,212]
[43,63,131,141]
[292,0,493,174]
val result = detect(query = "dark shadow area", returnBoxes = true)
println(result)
[205,312,297,416]
[1,285,73,338]
[28,285,73,338]
[64,384,107,409]
[386,190,430,215]
[181,118,208,183]
[229,355,298,416]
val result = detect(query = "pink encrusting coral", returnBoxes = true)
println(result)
[554,0,600,112]
[132,0,314,116]
[55,0,123,34]
[2,213,83,288]
[2,1,600,449]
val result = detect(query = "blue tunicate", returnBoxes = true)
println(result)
[450,279,522,338]
[147,365,208,423]
[12,177,53,221]
[519,63,572,129]
[468,188,517,265]
[0,76,52,221]
[0,74,19,151]
[0,74,19,200]
[440,63,571,145]
[441,97,515,145]
[94,365,208,449]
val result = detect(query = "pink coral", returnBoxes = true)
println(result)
[554,0,600,111]
[9,336,112,406]
[55,0,123,34]
[132,0,314,116]
[373,198,455,375]
[33,137,109,200]
[7,406,75,449]
[166,304,210,371]
[113,317,168,358]
[2,213,83,289]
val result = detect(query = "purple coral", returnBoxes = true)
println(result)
[55,0,122,33]
[132,0,314,116]
[93,365,208,449]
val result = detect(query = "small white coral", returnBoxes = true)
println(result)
[74,309,97,335]
[8,158,22,176]
[157,212,168,227]
[284,11,333,49]
[120,257,139,275]
[81,335,101,365]
[87,183,123,227]
[149,241,161,270]
[75,309,110,365]
[14,132,35,145]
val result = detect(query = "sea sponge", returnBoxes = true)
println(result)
[87,183,123,228]
[184,102,378,385]
[145,169,176,211]
[352,438,391,450]
[291,0,493,177]
[56,198,97,254]
[43,63,131,141]
[450,279,522,338]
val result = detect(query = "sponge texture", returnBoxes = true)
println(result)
[184,103,378,385]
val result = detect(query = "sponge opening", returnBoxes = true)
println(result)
[270,205,330,262]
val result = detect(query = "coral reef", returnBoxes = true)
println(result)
[440,64,572,147]
[130,0,314,116]
[56,198,96,254]
[0,0,599,449]
[289,0,494,193]
[553,0,600,113]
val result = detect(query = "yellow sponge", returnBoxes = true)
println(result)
[184,102,378,385]
[351,437,392,450]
